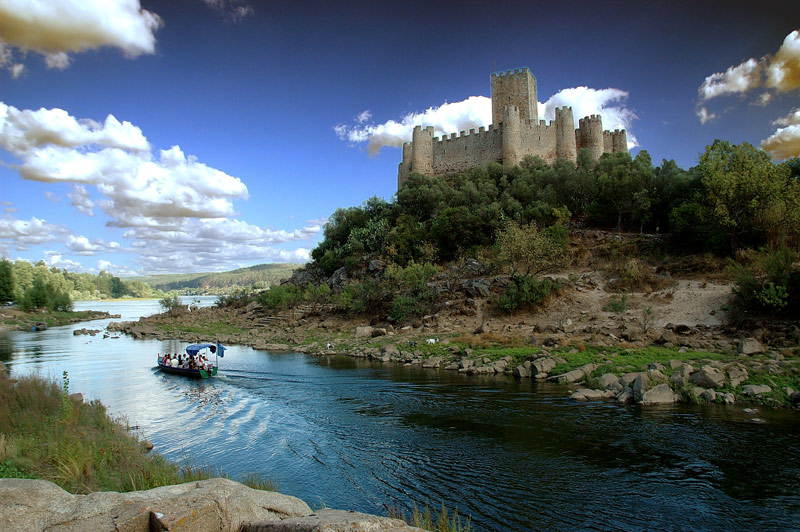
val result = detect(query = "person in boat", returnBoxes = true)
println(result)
[161,353,170,365]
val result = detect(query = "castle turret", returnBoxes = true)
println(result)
[611,130,628,153]
[555,106,576,161]
[398,142,412,188]
[501,106,521,166]
[491,68,537,126]
[411,125,434,176]
[577,114,604,162]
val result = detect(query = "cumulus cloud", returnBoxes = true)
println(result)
[698,58,763,101]
[696,106,718,125]
[0,0,162,74]
[68,185,94,216]
[0,215,70,250]
[0,102,248,225]
[337,85,638,155]
[43,251,83,271]
[762,106,800,159]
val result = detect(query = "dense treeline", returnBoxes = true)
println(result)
[0,259,166,310]
[132,263,298,295]
[303,140,800,320]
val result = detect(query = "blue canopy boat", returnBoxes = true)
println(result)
[157,342,225,379]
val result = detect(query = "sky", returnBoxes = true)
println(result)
[0,0,798,276]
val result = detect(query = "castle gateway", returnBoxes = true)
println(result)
[398,68,627,188]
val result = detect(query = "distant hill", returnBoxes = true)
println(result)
[127,263,300,295]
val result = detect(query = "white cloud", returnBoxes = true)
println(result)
[65,234,121,255]
[44,52,70,70]
[337,85,638,154]
[43,251,82,271]
[356,110,372,124]
[0,215,70,250]
[9,63,24,78]
[0,103,150,154]
[0,0,162,74]
[696,106,718,125]
[772,108,800,127]
[698,58,763,100]
[68,185,94,216]
[335,96,492,156]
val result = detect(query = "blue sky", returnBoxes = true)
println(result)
[0,0,798,275]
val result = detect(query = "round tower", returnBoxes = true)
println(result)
[555,107,577,161]
[612,130,628,153]
[398,142,412,188]
[411,125,434,176]
[502,106,521,166]
[578,115,604,162]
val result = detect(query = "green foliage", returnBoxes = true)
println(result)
[697,140,799,254]
[0,259,15,303]
[495,219,567,278]
[130,263,298,295]
[603,294,628,314]
[495,275,560,313]
[159,295,183,317]
[729,247,800,318]
[389,502,473,532]
[259,284,302,310]
[389,295,426,323]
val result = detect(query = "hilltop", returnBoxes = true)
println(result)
[127,263,299,295]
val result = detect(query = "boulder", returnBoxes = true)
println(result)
[371,328,388,337]
[555,363,597,384]
[620,372,645,388]
[0,478,311,532]
[726,366,748,388]
[243,508,426,532]
[720,392,736,404]
[570,389,609,401]
[699,388,717,402]
[738,338,765,355]
[632,374,651,402]
[656,330,677,345]
[422,357,442,369]
[513,361,532,379]
[354,326,373,338]
[616,389,633,404]
[381,344,400,359]
[742,384,772,396]
[598,373,621,390]
[533,357,557,375]
[640,383,676,405]
[690,365,726,389]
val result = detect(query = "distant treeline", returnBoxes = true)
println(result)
[0,259,166,310]
[129,263,299,295]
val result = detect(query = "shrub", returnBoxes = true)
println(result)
[494,275,560,313]
[729,247,800,318]
[389,295,426,324]
[258,284,302,310]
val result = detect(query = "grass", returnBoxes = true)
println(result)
[388,502,473,532]
[0,371,277,494]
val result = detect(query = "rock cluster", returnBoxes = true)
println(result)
[0,478,423,532]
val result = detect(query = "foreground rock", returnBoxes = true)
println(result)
[0,478,311,532]
[242,509,425,532]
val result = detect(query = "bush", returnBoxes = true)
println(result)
[729,247,800,318]
[389,295,426,324]
[494,275,560,313]
[258,284,302,310]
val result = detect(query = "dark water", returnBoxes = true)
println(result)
[2,299,799,531]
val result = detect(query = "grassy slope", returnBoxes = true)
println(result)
[127,263,299,293]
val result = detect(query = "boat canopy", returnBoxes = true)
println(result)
[185,343,225,357]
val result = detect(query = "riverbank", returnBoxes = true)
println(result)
[0,307,116,333]
[106,265,800,409]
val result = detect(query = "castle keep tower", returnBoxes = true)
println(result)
[491,68,538,125]
[398,67,628,188]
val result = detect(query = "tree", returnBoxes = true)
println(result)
[495,219,567,279]
[698,140,795,254]
[0,259,15,303]
[159,295,184,317]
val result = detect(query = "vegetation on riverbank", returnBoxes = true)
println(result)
[0,308,112,332]
[0,370,277,493]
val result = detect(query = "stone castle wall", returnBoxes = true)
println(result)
[398,67,629,188]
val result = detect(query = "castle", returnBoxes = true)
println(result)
[397,67,628,188]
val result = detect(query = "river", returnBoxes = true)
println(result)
[1,299,799,531]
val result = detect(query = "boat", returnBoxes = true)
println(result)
[157,342,226,379]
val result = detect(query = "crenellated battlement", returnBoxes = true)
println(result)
[398,67,628,188]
